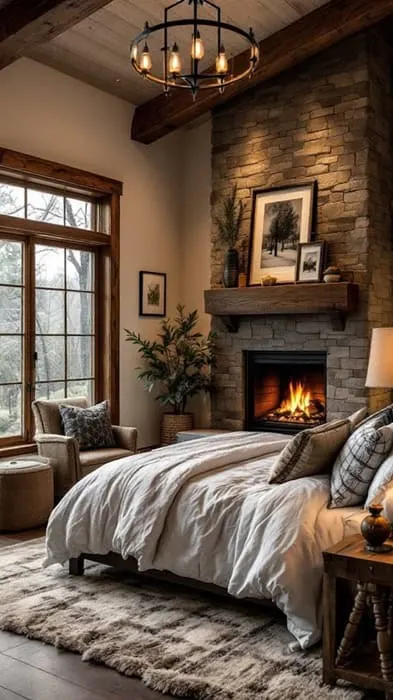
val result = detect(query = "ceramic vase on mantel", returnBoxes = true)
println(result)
[223,248,239,288]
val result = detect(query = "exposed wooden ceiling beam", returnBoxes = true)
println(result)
[0,0,114,69]
[131,0,393,144]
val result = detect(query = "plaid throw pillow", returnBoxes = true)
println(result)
[59,400,115,451]
[268,419,351,484]
[330,408,393,509]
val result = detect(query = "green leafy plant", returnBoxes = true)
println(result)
[214,184,245,249]
[125,305,216,415]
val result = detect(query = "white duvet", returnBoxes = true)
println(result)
[44,431,363,649]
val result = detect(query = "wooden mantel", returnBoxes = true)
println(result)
[204,282,359,332]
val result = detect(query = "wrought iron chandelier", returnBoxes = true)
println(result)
[130,0,260,98]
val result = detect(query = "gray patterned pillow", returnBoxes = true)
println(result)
[268,419,351,484]
[60,400,115,451]
[330,414,393,509]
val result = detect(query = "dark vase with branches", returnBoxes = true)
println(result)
[125,305,216,445]
[214,184,245,288]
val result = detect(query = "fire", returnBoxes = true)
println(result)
[278,381,311,418]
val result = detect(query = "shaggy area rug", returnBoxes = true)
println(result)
[0,539,365,700]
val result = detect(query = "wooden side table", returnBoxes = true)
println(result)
[323,535,393,700]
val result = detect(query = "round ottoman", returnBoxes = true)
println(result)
[0,458,53,532]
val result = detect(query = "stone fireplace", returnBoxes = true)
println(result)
[208,28,393,431]
[245,350,326,434]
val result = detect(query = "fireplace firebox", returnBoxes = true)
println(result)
[245,351,327,434]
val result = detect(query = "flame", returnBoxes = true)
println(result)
[278,381,311,418]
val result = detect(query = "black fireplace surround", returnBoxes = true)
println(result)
[245,350,327,435]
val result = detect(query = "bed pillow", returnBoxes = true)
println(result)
[329,418,393,509]
[354,403,393,432]
[60,400,115,451]
[268,419,351,484]
[365,451,393,507]
[348,407,368,430]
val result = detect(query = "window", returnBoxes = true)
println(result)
[0,182,96,231]
[0,147,121,453]
[0,240,23,439]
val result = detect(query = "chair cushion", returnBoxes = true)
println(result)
[33,396,89,435]
[268,419,351,484]
[79,447,133,476]
[59,400,115,451]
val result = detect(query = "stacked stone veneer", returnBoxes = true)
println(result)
[210,30,393,431]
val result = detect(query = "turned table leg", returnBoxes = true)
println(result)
[369,584,393,684]
[335,582,367,666]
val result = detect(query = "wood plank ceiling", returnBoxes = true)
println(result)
[27,0,332,105]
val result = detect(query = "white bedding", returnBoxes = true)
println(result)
[44,431,365,649]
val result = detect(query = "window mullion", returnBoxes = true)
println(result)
[24,238,34,442]
[64,248,68,397]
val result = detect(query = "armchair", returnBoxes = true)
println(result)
[32,397,138,502]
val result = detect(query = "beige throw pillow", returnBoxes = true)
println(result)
[269,419,351,484]
[348,407,368,430]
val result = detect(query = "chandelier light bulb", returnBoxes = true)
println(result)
[216,45,229,75]
[139,42,152,73]
[191,31,205,60]
[169,42,182,75]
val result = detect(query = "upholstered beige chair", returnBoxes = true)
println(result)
[32,397,138,502]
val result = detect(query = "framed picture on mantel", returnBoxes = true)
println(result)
[248,182,316,285]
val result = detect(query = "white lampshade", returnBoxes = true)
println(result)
[366,327,393,388]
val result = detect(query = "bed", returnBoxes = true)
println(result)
[44,431,366,650]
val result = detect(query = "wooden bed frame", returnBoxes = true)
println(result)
[68,552,276,609]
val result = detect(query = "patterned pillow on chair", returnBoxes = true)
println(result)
[59,400,115,451]
[330,409,393,508]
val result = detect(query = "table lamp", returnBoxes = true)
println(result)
[365,327,393,389]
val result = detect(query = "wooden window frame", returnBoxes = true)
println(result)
[0,147,122,457]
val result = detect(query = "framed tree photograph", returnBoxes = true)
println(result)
[296,241,326,283]
[248,182,316,285]
[139,271,166,317]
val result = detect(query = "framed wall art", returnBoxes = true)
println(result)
[296,241,326,283]
[248,182,316,285]
[139,271,167,317]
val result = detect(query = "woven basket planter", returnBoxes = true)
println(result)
[160,413,194,446]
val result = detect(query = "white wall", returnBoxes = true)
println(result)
[179,118,212,426]
[0,58,182,447]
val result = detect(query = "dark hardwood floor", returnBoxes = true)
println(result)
[0,529,179,700]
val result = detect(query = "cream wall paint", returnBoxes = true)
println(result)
[179,118,212,426]
[0,58,182,447]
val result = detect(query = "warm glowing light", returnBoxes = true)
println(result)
[191,31,205,60]
[139,42,152,73]
[279,382,311,418]
[216,45,229,74]
[169,42,182,75]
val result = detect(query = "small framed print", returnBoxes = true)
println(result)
[139,271,166,317]
[295,241,326,283]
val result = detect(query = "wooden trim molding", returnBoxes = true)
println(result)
[0,147,123,195]
[131,0,393,144]
[0,0,115,69]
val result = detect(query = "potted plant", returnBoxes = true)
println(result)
[125,305,216,445]
[214,184,245,287]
